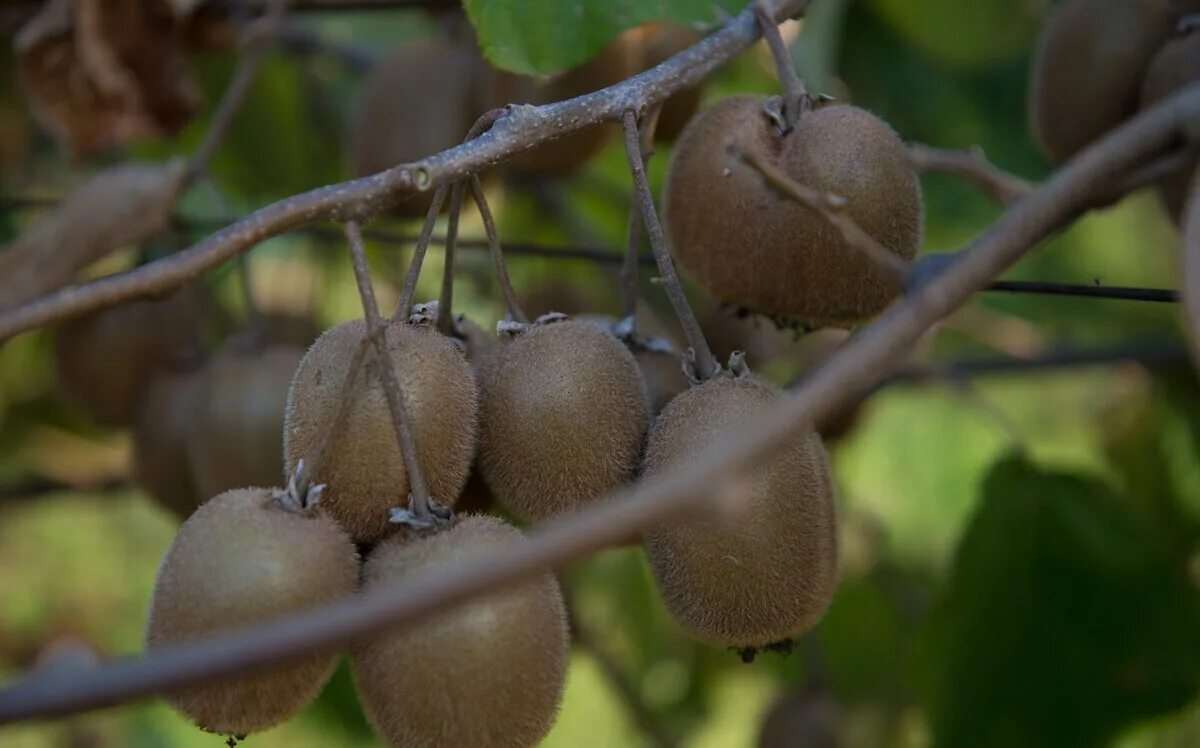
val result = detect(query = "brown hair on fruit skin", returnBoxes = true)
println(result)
[352,515,568,748]
[663,96,922,328]
[144,488,358,736]
[133,367,203,518]
[1140,31,1200,220]
[284,319,478,543]
[1029,0,1176,163]
[478,319,649,523]
[643,376,838,649]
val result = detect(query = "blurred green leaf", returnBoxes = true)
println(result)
[868,0,1041,70]
[917,456,1200,748]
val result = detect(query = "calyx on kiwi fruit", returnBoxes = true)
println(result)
[663,95,923,328]
[1140,27,1200,219]
[477,314,649,523]
[133,365,204,518]
[145,487,358,736]
[642,374,838,651]
[284,315,479,543]
[1029,0,1180,163]
[54,290,202,426]
[351,515,568,748]
[186,340,305,500]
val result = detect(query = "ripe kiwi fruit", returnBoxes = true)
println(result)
[478,318,649,522]
[638,22,705,141]
[481,34,639,174]
[643,376,838,649]
[663,96,922,327]
[186,341,305,500]
[284,318,479,542]
[351,515,568,748]
[576,312,688,414]
[1140,30,1200,219]
[53,291,202,426]
[351,37,478,217]
[1029,0,1177,163]
[133,366,203,518]
[145,487,358,736]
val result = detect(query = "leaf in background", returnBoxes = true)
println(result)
[463,0,743,76]
[867,0,1041,71]
[916,456,1200,748]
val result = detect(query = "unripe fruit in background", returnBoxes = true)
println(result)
[351,515,568,748]
[186,342,305,500]
[643,376,838,649]
[133,366,203,518]
[478,318,649,522]
[1029,0,1176,163]
[145,487,358,736]
[284,319,478,542]
[663,96,922,327]
[54,291,202,426]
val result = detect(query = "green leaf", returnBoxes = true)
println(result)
[916,456,1200,748]
[463,0,743,75]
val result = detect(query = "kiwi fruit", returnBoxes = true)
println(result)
[145,487,358,736]
[1140,30,1200,219]
[638,22,705,141]
[575,312,688,413]
[133,367,203,518]
[284,318,479,542]
[1029,0,1178,163]
[351,515,568,748]
[53,291,202,426]
[663,96,922,327]
[478,318,649,522]
[757,687,842,748]
[186,342,305,500]
[351,37,478,217]
[643,376,838,649]
[481,34,639,174]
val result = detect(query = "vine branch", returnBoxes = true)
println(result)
[905,144,1034,206]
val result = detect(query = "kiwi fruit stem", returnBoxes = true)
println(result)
[754,3,810,132]
[345,221,450,530]
[393,186,448,320]
[620,109,660,323]
[468,175,528,323]
[437,183,465,338]
[620,110,719,381]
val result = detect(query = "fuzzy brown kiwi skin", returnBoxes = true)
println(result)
[351,38,478,217]
[145,487,358,736]
[1140,31,1200,220]
[643,376,838,649]
[352,515,568,748]
[54,291,202,426]
[1029,0,1177,163]
[284,319,479,543]
[186,343,305,500]
[133,367,203,518]
[663,96,922,328]
[478,319,649,523]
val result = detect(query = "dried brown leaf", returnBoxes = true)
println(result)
[0,159,187,310]
[16,0,200,157]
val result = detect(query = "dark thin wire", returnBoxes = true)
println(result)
[987,280,1179,303]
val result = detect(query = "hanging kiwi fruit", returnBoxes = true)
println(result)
[351,515,568,748]
[133,365,204,518]
[663,95,922,328]
[283,316,479,543]
[145,487,358,737]
[1140,27,1200,220]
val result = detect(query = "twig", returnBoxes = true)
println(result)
[436,184,464,336]
[468,177,527,323]
[754,1,808,130]
[619,110,661,322]
[0,0,813,343]
[344,222,442,525]
[733,144,911,288]
[393,186,448,319]
[620,110,718,380]
[905,143,1034,206]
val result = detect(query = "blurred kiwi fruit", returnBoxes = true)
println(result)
[53,291,202,426]
[638,22,706,141]
[1140,29,1200,219]
[758,686,842,748]
[478,318,649,522]
[186,341,304,499]
[145,487,358,736]
[284,318,478,542]
[1029,0,1178,163]
[643,376,838,649]
[663,96,922,327]
[133,366,203,518]
[351,515,568,747]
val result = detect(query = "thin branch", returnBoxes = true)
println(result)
[905,143,1034,206]
[344,222,441,524]
[436,184,465,336]
[754,1,808,129]
[468,177,527,323]
[733,144,911,288]
[619,110,661,322]
[393,187,448,319]
[620,110,718,380]
[0,82,1195,720]
[0,0,813,343]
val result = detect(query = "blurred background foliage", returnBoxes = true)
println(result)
[1,0,1199,746]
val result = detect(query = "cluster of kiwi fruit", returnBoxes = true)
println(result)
[1029,0,1200,218]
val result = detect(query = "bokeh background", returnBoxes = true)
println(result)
[2,0,1199,746]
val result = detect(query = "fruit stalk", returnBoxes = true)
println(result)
[753,1,808,130]
[436,183,465,336]
[393,186,448,319]
[620,110,718,380]
[619,107,661,322]
[468,176,527,323]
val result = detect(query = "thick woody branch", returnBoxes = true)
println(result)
[0,0,812,344]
